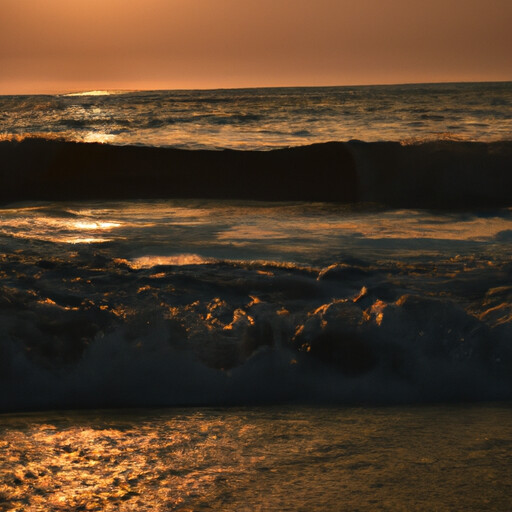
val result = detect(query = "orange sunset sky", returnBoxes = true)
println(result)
[1,0,511,94]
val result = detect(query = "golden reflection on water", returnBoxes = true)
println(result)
[73,221,121,230]
[0,214,122,244]
[0,413,252,511]
[217,213,512,243]
[2,202,512,250]
[1,407,512,511]
[83,132,117,144]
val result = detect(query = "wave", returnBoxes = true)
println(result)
[0,138,511,208]
[1,254,512,412]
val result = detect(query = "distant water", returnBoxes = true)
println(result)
[1,82,511,149]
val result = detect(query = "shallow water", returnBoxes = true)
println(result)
[2,199,511,263]
[1,405,511,511]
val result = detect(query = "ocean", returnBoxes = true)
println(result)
[1,82,511,510]
[1,82,511,148]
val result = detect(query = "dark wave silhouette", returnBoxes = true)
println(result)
[1,138,511,208]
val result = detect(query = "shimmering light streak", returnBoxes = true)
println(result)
[1,407,512,511]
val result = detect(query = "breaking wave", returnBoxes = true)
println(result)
[1,254,511,412]
[1,138,511,208]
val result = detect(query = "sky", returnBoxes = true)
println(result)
[0,0,511,94]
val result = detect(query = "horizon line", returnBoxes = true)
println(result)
[1,79,511,96]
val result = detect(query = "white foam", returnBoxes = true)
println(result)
[130,254,213,269]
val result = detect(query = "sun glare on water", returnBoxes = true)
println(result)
[63,90,115,97]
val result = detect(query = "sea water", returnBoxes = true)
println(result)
[1,405,512,511]
[0,83,511,509]
[1,82,511,149]
[1,198,511,409]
